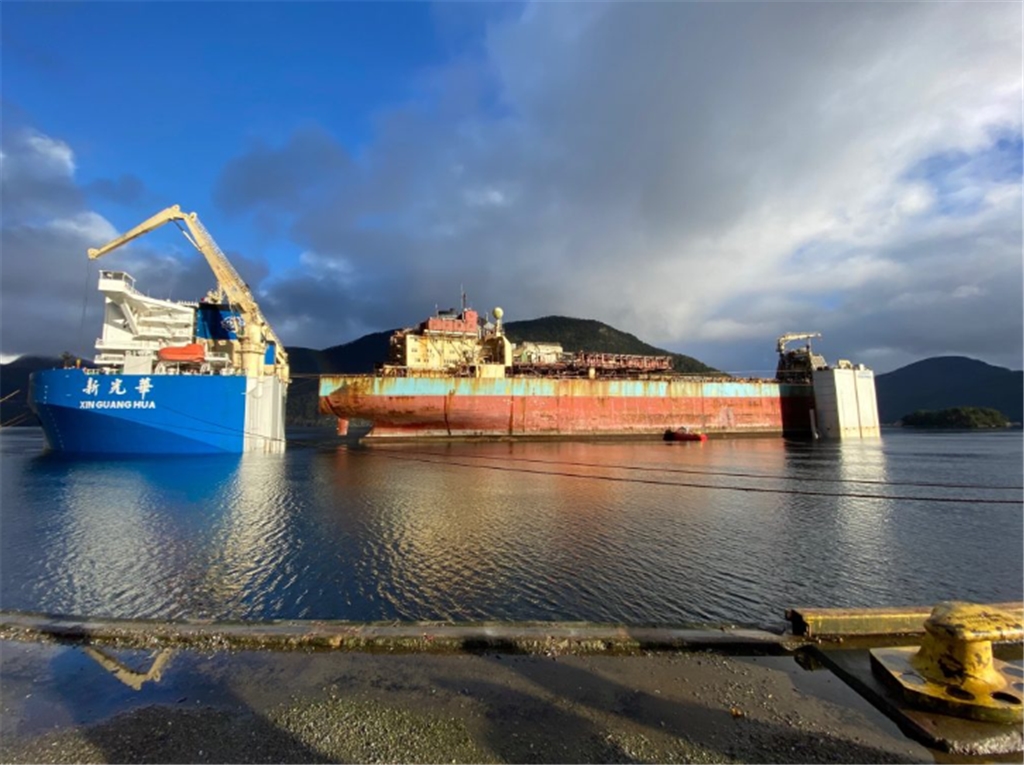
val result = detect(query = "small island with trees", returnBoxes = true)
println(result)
[899,407,1010,429]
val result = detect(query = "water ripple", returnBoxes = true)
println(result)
[1,429,1021,625]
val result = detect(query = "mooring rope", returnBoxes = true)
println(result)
[365,449,1024,505]
[368,447,1024,491]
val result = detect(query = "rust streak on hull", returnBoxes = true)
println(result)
[320,375,815,439]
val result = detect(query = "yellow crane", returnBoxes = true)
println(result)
[87,205,289,384]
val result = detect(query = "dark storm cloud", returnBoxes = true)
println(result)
[211,2,1020,370]
[0,127,103,357]
[214,126,353,217]
[255,267,403,351]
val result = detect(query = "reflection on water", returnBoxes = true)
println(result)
[27,454,242,618]
[831,440,899,604]
[1,428,1021,627]
[82,647,173,690]
[202,454,293,617]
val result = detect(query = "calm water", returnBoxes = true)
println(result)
[1,427,1021,628]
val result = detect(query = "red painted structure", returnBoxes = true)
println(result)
[319,374,816,439]
[422,310,478,334]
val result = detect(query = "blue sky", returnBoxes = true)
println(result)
[4,2,455,255]
[2,2,1021,374]
[904,136,1023,218]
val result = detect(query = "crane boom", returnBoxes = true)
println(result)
[87,205,289,383]
[776,332,821,354]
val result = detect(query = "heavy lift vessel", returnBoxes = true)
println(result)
[28,205,289,454]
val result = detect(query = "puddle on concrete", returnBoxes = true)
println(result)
[741,654,914,742]
[0,641,230,739]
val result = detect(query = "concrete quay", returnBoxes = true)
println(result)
[1,611,1020,763]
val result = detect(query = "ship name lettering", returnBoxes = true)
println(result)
[136,377,153,400]
[91,400,143,410]
[79,400,157,409]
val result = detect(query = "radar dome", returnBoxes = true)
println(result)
[493,307,503,319]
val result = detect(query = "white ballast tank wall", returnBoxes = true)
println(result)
[243,376,288,452]
[812,365,880,439]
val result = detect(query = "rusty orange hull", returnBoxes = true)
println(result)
[319,375,815,439]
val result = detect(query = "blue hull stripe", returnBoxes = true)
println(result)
[29,369,247,455]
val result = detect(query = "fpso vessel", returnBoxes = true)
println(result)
[319,306,879,440]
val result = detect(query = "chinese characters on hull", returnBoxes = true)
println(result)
[83,376,155,400]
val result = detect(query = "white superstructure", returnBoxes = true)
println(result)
[92,270,234,376]
[93,270,193,373]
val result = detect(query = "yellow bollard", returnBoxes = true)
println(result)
[870,601,1024,723]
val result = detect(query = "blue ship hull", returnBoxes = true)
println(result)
[29,369,248,454]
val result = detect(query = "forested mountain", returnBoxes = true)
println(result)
[875,356,1023,424]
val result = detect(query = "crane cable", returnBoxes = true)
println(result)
[173,219,234,314]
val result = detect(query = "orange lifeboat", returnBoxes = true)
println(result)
[157,343,206,364]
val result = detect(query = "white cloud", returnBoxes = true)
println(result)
[463,187,508,207]
[951,285,985,300]
[297,249,356,280]
[23,131,75,176]
[894,184,935,217]
[198,3,1024,370]
[46,211,118,243]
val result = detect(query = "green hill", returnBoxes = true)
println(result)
[503,316,717,374]
[875,356,1023,424]
[289,330,395,376]
[900,407,1010,429]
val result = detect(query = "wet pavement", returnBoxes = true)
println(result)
[0,639,941,764]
